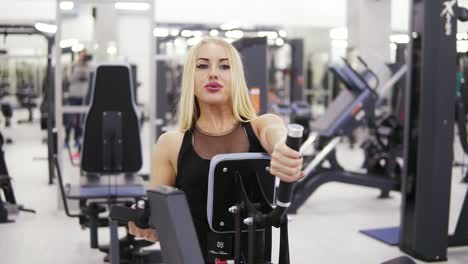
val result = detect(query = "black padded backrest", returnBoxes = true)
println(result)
[81,64,142,173]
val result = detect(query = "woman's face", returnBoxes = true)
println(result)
[194,42,232,106]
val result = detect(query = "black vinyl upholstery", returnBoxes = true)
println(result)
[81,64,142,173]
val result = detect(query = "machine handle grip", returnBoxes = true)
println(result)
[276,124,303,208]
[109,200,151,229]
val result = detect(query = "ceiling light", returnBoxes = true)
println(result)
[389,34,410,44]
[458,40,468,53]
[225,30,243,39]
[181,30,193,38]
[106,45,117,55]
[170,29,180,37]
[257,31,278,39]
[275,38,285,46]
[457,32,468,40]
[192,31,203,37]
[209,30,219,37]
[60,39,78,48]
[187,37,202,46]
[60,1,74,10]
[34,22,57,34]
[220,21,241,31]
[153,28,169,37]
[278,30,287,38]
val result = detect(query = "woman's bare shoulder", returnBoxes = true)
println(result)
[250,114,283,134]
[153,130,185,163]
[158,130,184,143]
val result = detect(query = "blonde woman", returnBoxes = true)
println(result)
[129,37,303,263]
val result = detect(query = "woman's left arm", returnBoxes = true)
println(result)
[252,114,304,182]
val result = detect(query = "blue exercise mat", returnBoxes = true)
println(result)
[359,226,400,246]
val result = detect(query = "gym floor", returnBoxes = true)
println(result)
[1,110,468,264]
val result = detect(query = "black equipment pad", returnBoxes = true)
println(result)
[207,153,275,233]
[147,186,204,264]
[81,64,142,173]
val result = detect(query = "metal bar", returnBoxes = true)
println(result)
[261,38,268,114]
[46,37,55,185]
[0,55,48,60]
[290,170,399,214]
[109,219,120,264]
[448,184,468,247]
[149,0,157,171]
[89,208,99,249]
[289,39,304,102]
[377,65,407,101]
[399,0,456,261]
[55,0,64,210]
[302,137,341,176]
[299,132,318,154]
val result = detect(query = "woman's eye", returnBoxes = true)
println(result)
[220,64,230,70]
[196,64,209,69]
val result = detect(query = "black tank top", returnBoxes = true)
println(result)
[175,121,265,261]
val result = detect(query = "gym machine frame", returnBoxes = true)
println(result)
[55,64,162,263]
[289,58,402,214]
[0,24,55,185]
[0,131,35,223]
[397,1,468,262]
[110,125,303,264]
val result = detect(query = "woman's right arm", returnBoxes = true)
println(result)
[127,131,182,241]
[149,131,181,188]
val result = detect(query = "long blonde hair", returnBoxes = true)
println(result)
[177,37,257,132]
